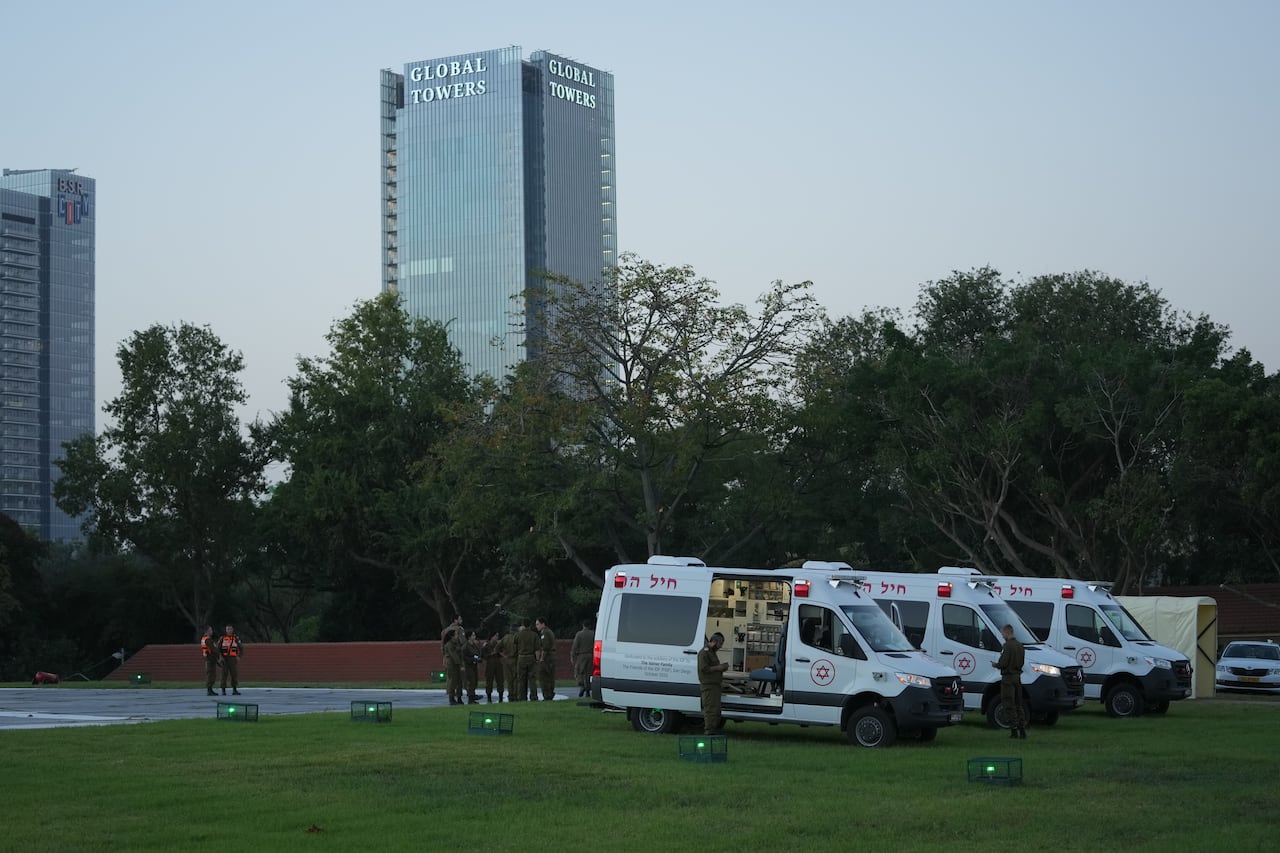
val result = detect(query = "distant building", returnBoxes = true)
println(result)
[0,168,95,542]
[381,47,617,379]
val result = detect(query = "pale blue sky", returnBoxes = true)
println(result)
[3,1,1277,425]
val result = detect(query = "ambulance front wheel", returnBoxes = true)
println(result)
[847,706,897,748]
[1104,683,1143,718]
[630,707,680,734]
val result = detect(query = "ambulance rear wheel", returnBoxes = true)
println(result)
[630,707,680,734]
[848,706,897,748]
[1104,683,1143,718]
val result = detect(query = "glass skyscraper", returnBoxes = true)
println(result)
[381,47,616,379]
[0,168,95,542]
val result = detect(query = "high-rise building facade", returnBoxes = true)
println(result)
[381,47,616,378]
[0,168,95,541]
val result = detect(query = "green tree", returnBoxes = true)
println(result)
[53,324,264,636]
[265,292,479,637]
[800,268,1236,590]
[0,512,49,679]
[1172,352,1280,582]
[511,254,824,581]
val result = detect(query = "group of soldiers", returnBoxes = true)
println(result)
[439,617,596,704]
[440,616,556,704]
[199,624,244,696]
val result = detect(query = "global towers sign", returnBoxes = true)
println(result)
[405,53,599,110]
[407,56,488,104]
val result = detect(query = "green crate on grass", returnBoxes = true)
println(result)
[679,735,728,763]
[216,701,258,722]
[467,711,514,735]
[967,756,1022,785]
[350,701,393,722]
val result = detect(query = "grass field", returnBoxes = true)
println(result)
[1,694,1275,852]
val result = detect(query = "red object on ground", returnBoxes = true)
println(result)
[32,671,60,685]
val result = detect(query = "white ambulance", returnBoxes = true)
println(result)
[816,564,1085,727]
[590,557,965,747]
[982,572,1193,716]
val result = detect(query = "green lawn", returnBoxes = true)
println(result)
[1,696,1275,852]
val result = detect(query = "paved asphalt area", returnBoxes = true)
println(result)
[0,687,523,730]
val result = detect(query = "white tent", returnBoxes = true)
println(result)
[1116,595,1218,698]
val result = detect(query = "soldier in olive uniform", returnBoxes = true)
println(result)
[515,619,540,702]
[571,619,595,698]
[481,631,504,702]
[698,631,729,734]
[500,626,518,701]
[441,616,465,705]
[993,623,1028,738]
[535,618,557,701]
[462,629,482,704]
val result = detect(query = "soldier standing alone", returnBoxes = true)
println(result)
[993,623,1028,739]
[571,619,595,698]
[698,632,729,734]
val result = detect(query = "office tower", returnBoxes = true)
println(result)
[381,47,616,378]
[0,168,95,541]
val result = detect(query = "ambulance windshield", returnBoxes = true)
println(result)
[979,603,1039,644]
[1098,604,1152,641]
[840,605,915,652]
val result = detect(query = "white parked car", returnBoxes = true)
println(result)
[1215,641,1280,693]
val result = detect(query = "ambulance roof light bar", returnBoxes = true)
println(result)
[828,574,867,590]
[802,560,854,571]
[646,555,706,567]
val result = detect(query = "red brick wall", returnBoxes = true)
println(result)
[105,640,577,683]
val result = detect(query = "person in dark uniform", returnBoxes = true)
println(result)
[698,632,729,734]
[993,623,1027,739]
[218,624,242,696]
[481,630,504,702]
[515,619,539,701]
[441,616,465,705]
[201,625,221,696]
[571,619,595,698]
[535,618,557,701]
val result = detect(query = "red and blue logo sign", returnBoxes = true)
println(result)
[55,177,92,225]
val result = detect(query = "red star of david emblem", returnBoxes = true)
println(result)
[1077,648,1096,667]
[956,653,975,674]
[810,659,836,686]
